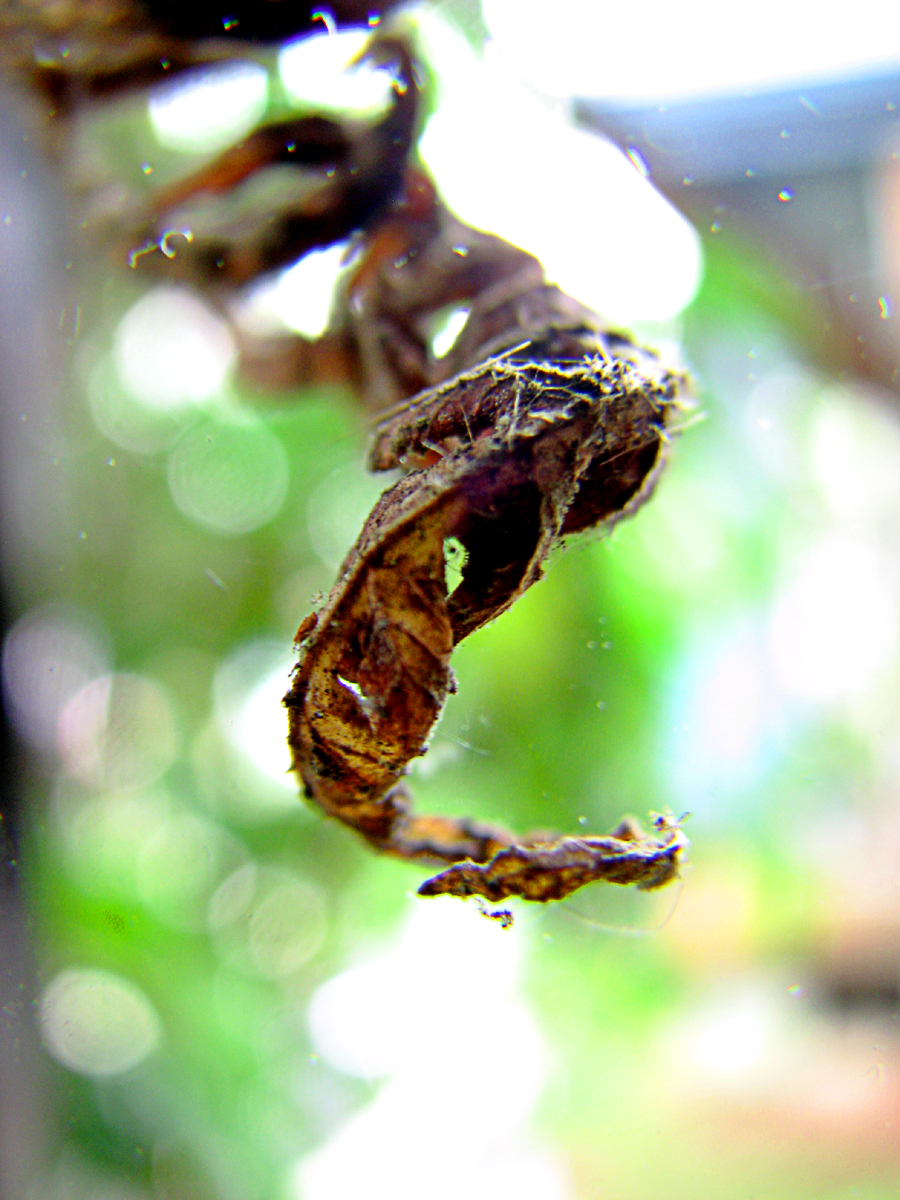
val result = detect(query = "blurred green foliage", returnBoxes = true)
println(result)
[9,19,900,1200]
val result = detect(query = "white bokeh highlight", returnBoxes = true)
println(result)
[294,900,565,1200]
[137,811,248,932]
[664,980,796,1095]
[769,537,897,702]
[812,387,900,523]
[213,638,295,785]
[149,61,269,153]
[275,242,350,336]
[114,287,236,412]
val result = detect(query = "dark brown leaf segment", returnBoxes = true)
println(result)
[285,322,690,903]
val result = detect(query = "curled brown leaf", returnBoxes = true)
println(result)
[285,321,691,903]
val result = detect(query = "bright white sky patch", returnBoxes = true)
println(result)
[431,307,470,358]
[483,0,900,102]
[149,61,269,153]
[231,667,294,783]
[666,981,788,1092]
[812,387,900,523]
[296,900,561,1200]
[769,537,898,702]
[213,639,295,785]
[418,15,701,323]
[276,241,349,336]
[279,29,394,114]
[306,899,525,1080]
[694,636,769,769]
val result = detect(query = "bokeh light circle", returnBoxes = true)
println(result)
[209,865,327,979]
[88,353,195,455]
[58,672,178,790]
[114,287,235,412]
[2,605,109,754]
[167,417,289,534]
[138,812,249,932]
[40,968,161,1078]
